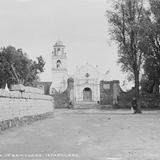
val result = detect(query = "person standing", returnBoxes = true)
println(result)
[131,97,142,114]
[131,97,137,113]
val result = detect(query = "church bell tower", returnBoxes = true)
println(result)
[50,41,68,94]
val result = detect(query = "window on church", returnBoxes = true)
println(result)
[85,73,90,78]
[57,60,61,68]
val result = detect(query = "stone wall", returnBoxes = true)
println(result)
[32,82,52,95]
[117,87,160,109]
[0,87,54,131]
[52,91,69,108]
[52,78,74,109]
[100,80,120,105]
[140,94,160,109]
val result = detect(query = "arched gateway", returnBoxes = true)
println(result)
[83,87,92,102]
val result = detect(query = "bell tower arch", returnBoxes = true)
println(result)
[52,41,67,71]
[50,41,68,94]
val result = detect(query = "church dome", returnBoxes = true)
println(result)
[54,41,64,46]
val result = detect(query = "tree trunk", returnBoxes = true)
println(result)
[134,69,140,111]
[134,70,139,99]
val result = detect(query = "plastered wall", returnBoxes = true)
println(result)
[0,89,54,122]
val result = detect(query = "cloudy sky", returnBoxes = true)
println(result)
[0,0,132,90]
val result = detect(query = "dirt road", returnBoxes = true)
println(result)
[0,109,160,160]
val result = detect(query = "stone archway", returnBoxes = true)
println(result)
[83,87,92,102]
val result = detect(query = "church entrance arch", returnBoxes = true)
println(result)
[83,87,92,102]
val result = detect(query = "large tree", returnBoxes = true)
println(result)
[0,46,45,88]
[107,0,148,100]
[141,0,160,94]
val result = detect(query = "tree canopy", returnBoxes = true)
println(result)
[0,46,45,88]
[107,0,149,98]
[141,0,160,93]
[107,0,160,95]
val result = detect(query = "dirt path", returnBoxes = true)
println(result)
[0,109,160,160]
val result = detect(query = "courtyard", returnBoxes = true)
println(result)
[0,108,160,160]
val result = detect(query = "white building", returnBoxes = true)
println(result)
[50,41,100,103]
[74,63,100,103]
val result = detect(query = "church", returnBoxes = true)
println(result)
[49,41,121,106]
[74,63,100,103]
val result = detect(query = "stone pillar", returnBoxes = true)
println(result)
[67,78,75,105]
[112,80,120,105]
[100,81,112,105]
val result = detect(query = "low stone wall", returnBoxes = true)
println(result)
[118,89,160,109]
[100,80,120,105]
[140,94,160,109]
[53,91,69,108]
[0,89,54,131]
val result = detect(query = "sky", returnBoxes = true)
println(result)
[0,0,133,90]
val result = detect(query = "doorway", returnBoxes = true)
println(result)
[83,88,92,101]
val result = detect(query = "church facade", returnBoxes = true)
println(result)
[74,63,100,102]
[50,41,120,106]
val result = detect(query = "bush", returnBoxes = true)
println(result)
[118,89,135,108]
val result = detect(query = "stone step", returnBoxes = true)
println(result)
[74,103,100,109]
[100,105,114,110]
[74,102,114,109]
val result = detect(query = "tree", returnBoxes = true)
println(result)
[140,0,160,94]
[107,0,148,100]
[0,46,45,88]
[142,57,160,94]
